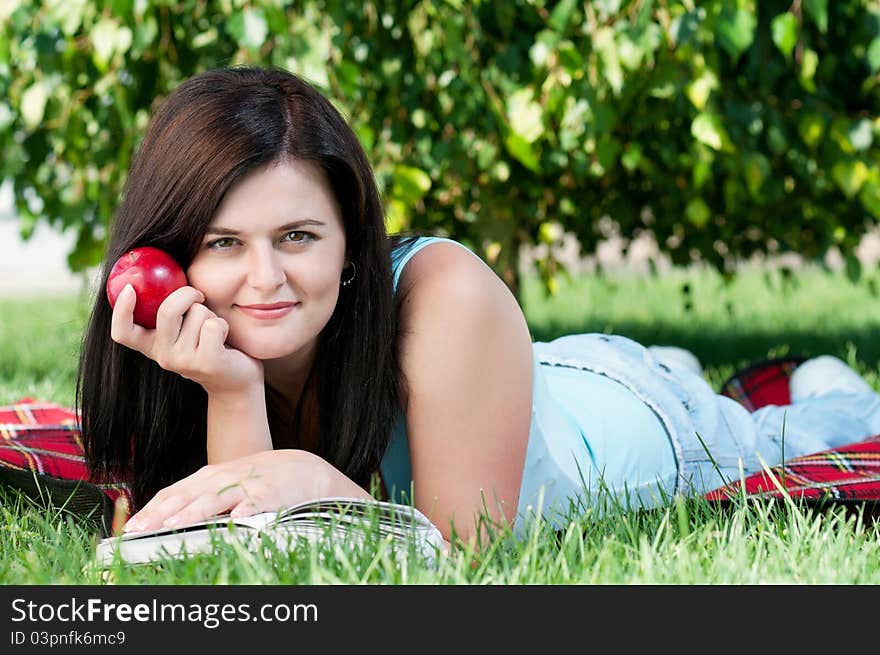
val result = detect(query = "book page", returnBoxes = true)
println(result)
[106,511,279,543]
[95,497,446,567]
[276,497,427,528]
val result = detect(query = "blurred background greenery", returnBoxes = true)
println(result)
[1,0,878,298]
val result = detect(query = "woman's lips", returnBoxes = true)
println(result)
[236,302,297,319]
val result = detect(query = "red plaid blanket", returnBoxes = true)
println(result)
[0,398,131,532]
[705,435,880,503]
[717,356,805,411]
[709,358,880,507]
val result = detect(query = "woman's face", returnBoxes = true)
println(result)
[187,159,347,368]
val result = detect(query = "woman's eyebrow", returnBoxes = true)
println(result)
[204,219,327,236]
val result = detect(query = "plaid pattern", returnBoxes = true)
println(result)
[0,398,132,528]
[719,356,805,411]
[706,435,880,503]
[709,358,880,506]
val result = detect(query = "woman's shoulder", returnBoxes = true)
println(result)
[389,234,531,378]
[393,234,532,378]
[390,235,492,299]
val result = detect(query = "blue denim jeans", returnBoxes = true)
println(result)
[515,334,880,534]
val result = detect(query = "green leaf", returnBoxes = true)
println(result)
[492,161,511,183]
[716,5,756,59]
[506,88,543,144]
[559,97,590,151]
[621,143,642,172]
[20,81,49,131]
[798,113,825,149]
[594,27,623,94]
[504,133,540,173]
[596,134,621,171]
[557,41,584,75]
[691,113,732,152]
[46,0,89,37]
[384,198,409,235]
[192,28,218,49]
[803,0,828,34]
[617,35,645,71]
[593,0,623,21]
[392,165,432,205]
[868,37,880,75]
[227,8,269,52]
[686,70,718,111]
[671,9,701,48]
[90,18,133,71]
[743,152,770,198]
[538,221,559,245]
[859,178,880,219]
[798,48,818,93]
[830,116,856,153]
[845,254,862,284]
[529,34,553,68]
[131,15,158,57]
[831,160,869,198]
[771,13,798,61]
[767,125,788,156]
[693,158,712,189]
[849,119,873,152]
[548,0,578,33]
[685,197,710,229]
[0,102,13,131]
[68,229,107,272]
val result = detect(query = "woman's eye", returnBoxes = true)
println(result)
[281,231,313,243]
[207,237,237,249]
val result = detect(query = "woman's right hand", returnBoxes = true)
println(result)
[110,284,264,395]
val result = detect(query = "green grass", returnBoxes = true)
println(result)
[3,486,880,584]
[2,263,880,584]
[0,292,91,407]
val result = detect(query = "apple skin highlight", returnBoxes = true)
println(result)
[106,247,188,329]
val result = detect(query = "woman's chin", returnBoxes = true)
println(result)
[231,340,305,362]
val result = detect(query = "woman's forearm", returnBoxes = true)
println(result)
[206,384,273,463]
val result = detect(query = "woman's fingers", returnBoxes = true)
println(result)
[125,461,266,531]
[174,303,218,354]
[125,493,198,532]
[152,286,206,350]
[162,486,247,529]
[110,284,207,363]
[123,465,212,531]
[229,495,262,518]
[109,285,150,353]
[122,453,307,532]
[197,316,230,354]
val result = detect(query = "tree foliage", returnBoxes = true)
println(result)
[1,0,879,295]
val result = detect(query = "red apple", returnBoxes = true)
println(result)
[106,247,188,329]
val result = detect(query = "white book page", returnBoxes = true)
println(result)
[103,511,279,544]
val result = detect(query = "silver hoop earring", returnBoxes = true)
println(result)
[340,263,357,287]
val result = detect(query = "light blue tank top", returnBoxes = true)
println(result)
[380,236,678,535]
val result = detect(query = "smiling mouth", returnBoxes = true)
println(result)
[237,302,296,310]
[235,302,298,319]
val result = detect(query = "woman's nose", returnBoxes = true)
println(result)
[246,247,286,290]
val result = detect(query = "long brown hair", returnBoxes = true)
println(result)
[77,67,402,509]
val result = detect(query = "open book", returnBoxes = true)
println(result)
[96,497,445,566]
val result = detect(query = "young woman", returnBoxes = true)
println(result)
[78,66,880,545]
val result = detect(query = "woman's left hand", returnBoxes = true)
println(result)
[123,449,372,533]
